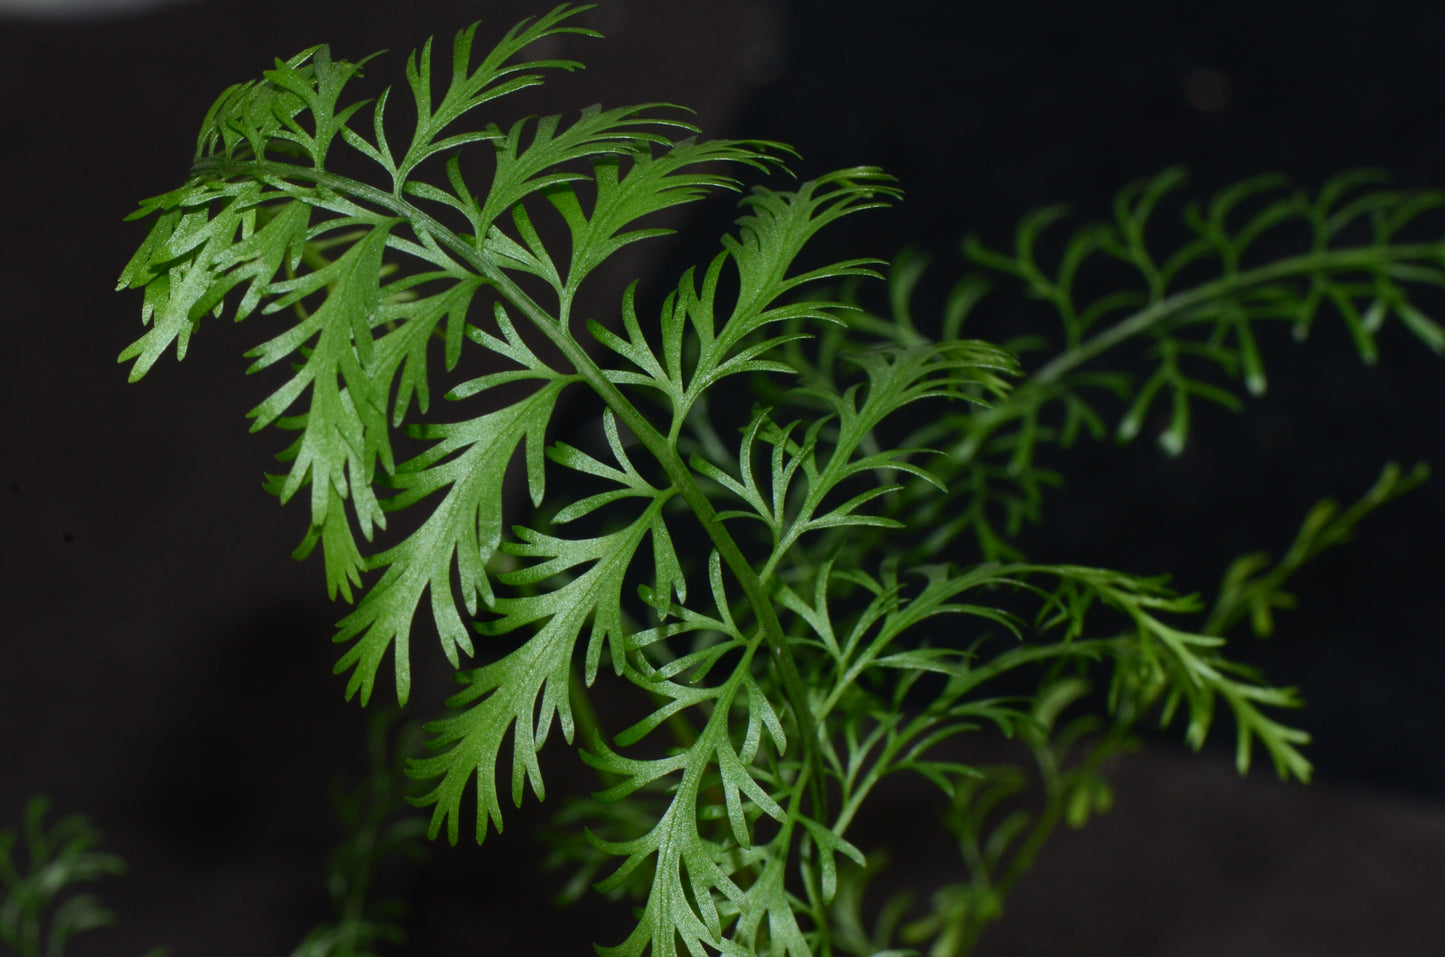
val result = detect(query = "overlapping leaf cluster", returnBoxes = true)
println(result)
[817,166,1445,563]
[118,6,1438,956]
[769,165,1442,950]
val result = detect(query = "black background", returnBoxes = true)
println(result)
[2,1,1443,954]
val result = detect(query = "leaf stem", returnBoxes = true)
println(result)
[193,159,831,820]
[1034,245,1442,382]
[496,277,832,822]
[955,242,1445,459]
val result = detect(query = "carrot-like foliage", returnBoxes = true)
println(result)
[117,6,1439,954]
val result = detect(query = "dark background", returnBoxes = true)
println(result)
[2,0,1442,954]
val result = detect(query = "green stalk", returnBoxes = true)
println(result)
[198,158,831,820]
[955,243,1444,461]
[488,273,832,823]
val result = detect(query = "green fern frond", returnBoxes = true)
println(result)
[1206,461,1429,638]
[118,9,1440,957]
[0,797,163,957]
[820,167,1445,563]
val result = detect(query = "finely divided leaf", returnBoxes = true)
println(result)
[332,379,572,706]
[410,495,677,844]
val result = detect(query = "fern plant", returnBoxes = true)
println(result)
[0,797,166,957]
[2,711,423,957]
[113,5,1439,954]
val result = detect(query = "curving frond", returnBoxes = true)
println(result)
[118,9,1439,956]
